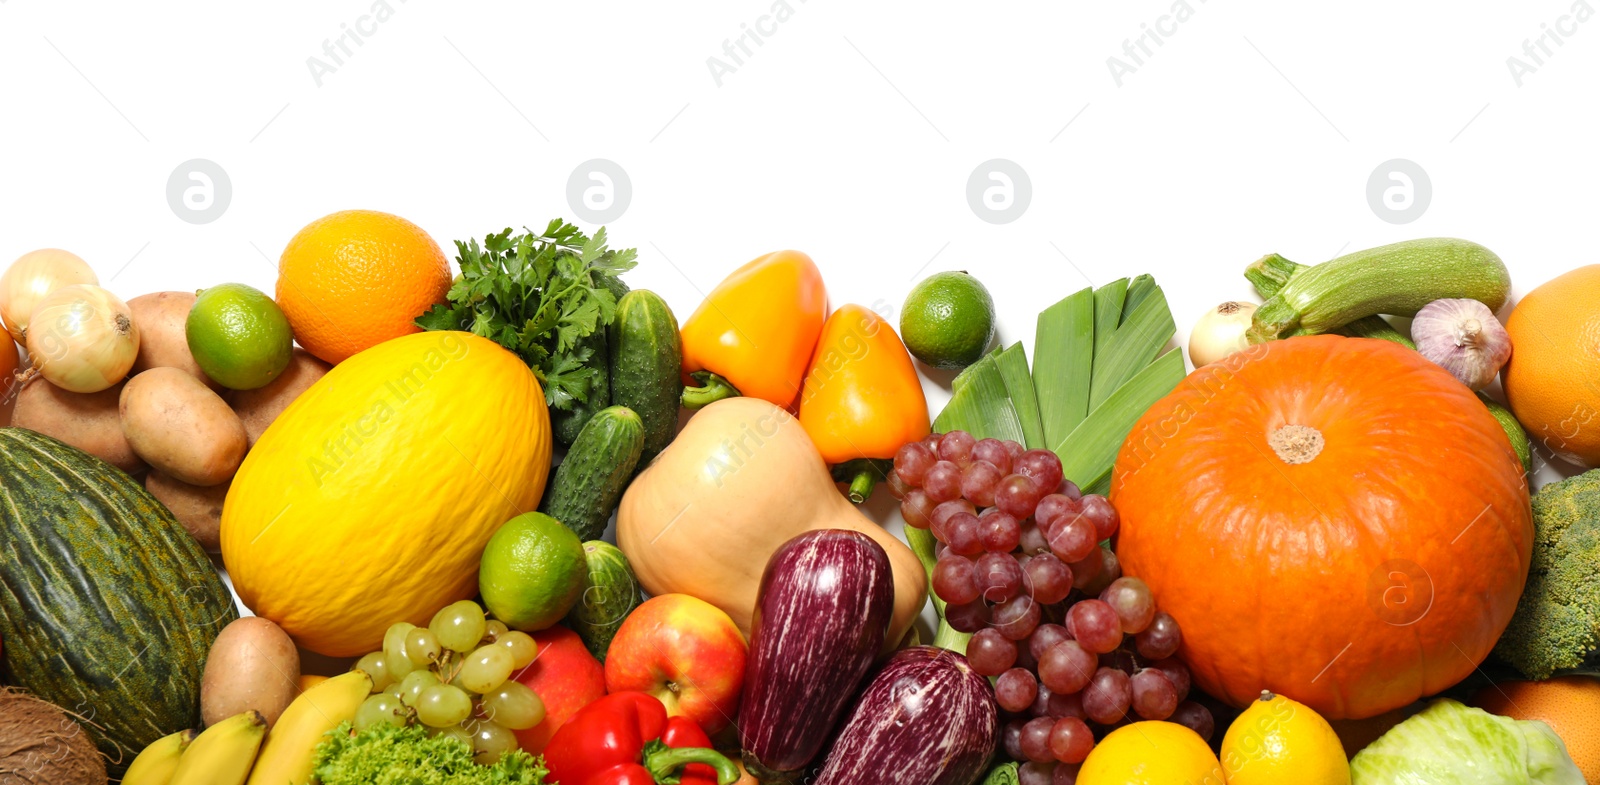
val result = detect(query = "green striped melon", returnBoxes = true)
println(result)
[0,427,238,772]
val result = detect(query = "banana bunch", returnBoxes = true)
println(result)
[123,670,372,785]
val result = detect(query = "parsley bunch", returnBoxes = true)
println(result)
[416,220,636,412]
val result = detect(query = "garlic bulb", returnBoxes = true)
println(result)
[24,284,140,394]
[1411,298,1511,390]
[0,248,98,345]
[1189,301,1258,368]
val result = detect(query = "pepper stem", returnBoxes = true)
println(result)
[831,458,893,504]
[642,740,742,785]
[681,371,741,410]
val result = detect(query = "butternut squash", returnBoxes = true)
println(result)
[616,397,927,644]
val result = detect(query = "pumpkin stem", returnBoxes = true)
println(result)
[1269,425,1324,465]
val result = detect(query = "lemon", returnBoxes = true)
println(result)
[1078,721,1226,785]
[900,271,995,370]
[186,283,294,390]
[479,512,588,632]
[1222,691,1351,785]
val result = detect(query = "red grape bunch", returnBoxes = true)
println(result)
[890,430,1214,781]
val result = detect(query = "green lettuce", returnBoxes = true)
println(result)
[313,721,548,785]
[1350,699,1583,784]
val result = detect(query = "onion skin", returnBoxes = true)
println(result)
[25,284,139,394]
[1412,298,1511,390]
[738,530,894,779]
[0,248,97,345]
[813,646,997,785]
[1189,301,1257,368]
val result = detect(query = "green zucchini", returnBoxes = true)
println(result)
[1248,238,1510,343]
[551,328,610,447]
[566,541,643,662]
[0,428,238,772]
[541,405,645,540]
[1479,394,1533,475]
[609,289,683,462]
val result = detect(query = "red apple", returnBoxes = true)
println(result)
[513,626,606,754]
[604,593,748,734]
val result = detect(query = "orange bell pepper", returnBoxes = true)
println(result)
[680,250,828,410]
[799,304,930,500]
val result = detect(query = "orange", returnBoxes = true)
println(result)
[1504,264,1600,467]
[1473,676,1600,782]
[276,210,450,365]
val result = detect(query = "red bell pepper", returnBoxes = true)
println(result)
[543,692,741,785]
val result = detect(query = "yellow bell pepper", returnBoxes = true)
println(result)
[799,304,930,500]
[680,250,828,410]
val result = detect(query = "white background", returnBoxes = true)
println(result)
[3,2,1596,626]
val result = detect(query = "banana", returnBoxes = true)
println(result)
[169,710,268,785]
[122,728,199,785]
[245,669,373,785]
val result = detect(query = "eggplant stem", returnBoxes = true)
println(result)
[681,372,741,409]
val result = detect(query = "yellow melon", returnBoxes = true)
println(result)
[221,331,550,656]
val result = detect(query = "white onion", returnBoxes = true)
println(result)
[0,249,98,345]
[24,284,139,394]
[1188,301,1258,368]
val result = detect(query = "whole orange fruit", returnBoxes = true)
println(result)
[1473,676,1600,781]
[1504,265,1600,467]
[276,210,450,364]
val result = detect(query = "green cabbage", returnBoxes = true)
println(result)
[1350,699,1583,784]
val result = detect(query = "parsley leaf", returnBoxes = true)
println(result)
[414,219,636,411]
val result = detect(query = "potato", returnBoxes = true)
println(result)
[230,348,330,447]
[119,368,247,486]
[201,617,300,728]
[145,470,227,552]
[127,291,224,389]
[13,378,146,473]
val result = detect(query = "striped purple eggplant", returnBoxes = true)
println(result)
[738,529,895,780]
[813,646,998,785]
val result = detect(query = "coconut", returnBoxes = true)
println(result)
[0,687,107,784]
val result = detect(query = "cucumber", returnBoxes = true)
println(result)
[541,406,645,540]
[551,328,610,447]
[566,541,643,662]
[609,290,683,462]
[1249,238,1510,343]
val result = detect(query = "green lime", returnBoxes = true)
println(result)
[900,271,996,370]
[186,283,294,390]
[479,512,588,632]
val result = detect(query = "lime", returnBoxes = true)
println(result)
[186,283,294,390]
[479,512,588,632]
[900,271,995,370]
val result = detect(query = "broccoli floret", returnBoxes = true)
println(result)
[1493,469,1600,679]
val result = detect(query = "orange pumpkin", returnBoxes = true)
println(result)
[1110,335,1531,720]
